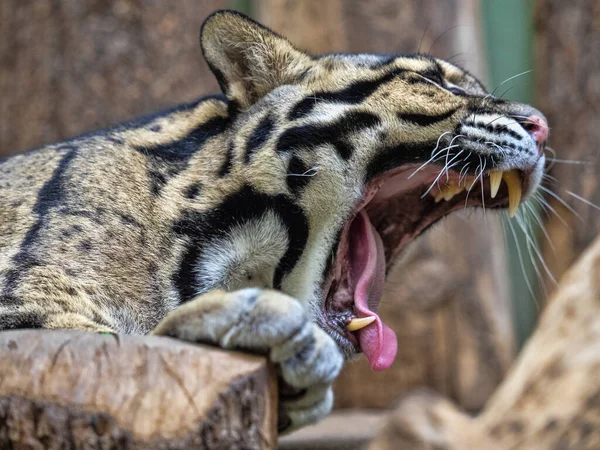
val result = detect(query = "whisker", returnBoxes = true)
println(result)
[422,163,451,197]
[417,20,431,54]
[525,201,555,253]
[463,160,482,208]
[539,185,583,221]
[542,173,558,182]
[431,131,453,156]
[408,137,456,179]
[421,149,464,198]
[497,85,516,101]
[287,166,319,177]
[485,116,524,128]
[544,155,557,172]
[507,217,539,308]
[516,213,557,286]
[486,69,532,99]
[499,70,534,85]
[519,212,549,299]
[412,72,444,90]
[545,158,590,165]
[510,114,551,130]
[533,192,551,219]
[459,161,472,185]
[565,190,600,212]
[533,194,570,228]
[544,145,556,160]
[446,52,467,63]
[445,134,465,152]
[427,25,464,54]
[444,149,465,181]
[479,157,487,220]
[486,141,508,158]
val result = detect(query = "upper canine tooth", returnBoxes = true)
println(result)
[347,316,376,331]
[489,171,503,198]
[502,169,522,217]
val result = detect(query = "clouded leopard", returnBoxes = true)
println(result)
[0,10,548,432]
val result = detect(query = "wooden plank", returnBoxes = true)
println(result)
[0,330,277,449]
[279,410,386,450]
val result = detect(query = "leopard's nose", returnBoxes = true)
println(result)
[521,115,549,155]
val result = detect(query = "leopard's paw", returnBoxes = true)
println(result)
[272,323,343,433]
[152,288,344,432]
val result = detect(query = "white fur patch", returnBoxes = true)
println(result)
[194,211,288,293]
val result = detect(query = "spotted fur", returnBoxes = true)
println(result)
[0,11,546,432]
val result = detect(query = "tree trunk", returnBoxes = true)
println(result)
[369,234,600,450]
[0,331,277,449]
[259,0,515,412]
[0,0,226,158]
[535,0,600,292]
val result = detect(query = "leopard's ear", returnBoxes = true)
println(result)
[201,10,313,109]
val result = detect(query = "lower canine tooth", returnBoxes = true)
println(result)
[502,169,522,218]
[347,316,376,331]
[489,171,503,198]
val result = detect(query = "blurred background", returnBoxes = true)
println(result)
[1,0,598,446]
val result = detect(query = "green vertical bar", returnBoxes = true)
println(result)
[481,0,538,347]
[481,0,534,103]
[229,0,253,16]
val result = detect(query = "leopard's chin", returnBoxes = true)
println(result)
[318,161,535,370]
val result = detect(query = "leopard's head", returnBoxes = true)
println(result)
[201,11,547,370]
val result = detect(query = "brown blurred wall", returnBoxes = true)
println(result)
[0,0,226,157]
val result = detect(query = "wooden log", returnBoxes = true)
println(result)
[0,330,277,449]
[368,234,600,449]
[258,0,514,412]
[535,0,600,293]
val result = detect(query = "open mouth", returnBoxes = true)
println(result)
[320,164,529,371]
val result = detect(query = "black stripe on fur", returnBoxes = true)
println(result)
[245,115,275,163]
[277,112,381,160]
[397,108,458,127]
[289,68,406,121]
[173,185,309,300]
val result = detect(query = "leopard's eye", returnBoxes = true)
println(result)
[446,85,467,96]
[429,76,444,85]
[420,71,444,86]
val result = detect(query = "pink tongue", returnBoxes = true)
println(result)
[349,210,398,371]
